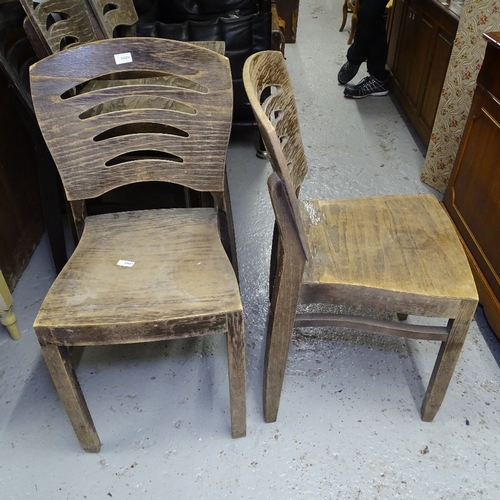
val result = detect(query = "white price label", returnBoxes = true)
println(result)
[114,52,133,65]
[117,260,135,267]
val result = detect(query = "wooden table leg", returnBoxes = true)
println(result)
[0,271,21,340]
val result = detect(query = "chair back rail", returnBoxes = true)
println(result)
[243,49,310,259]
[30,38,233,202]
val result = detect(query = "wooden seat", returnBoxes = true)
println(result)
[339,0,359,45]
[243,50,478,424]
[30,38,246,452]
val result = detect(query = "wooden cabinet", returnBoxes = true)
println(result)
[443,32,500,338]
[0,71,44,290]
[388,0,458,146]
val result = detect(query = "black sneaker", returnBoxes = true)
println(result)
[344,76,389,99]
[338,61,360,85]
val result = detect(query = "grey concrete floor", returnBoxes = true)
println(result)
[2,0,500,498]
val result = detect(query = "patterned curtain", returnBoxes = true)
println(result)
[421,0,500,193]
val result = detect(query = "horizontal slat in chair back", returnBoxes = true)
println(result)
[19,0,102,54]
[243,50,308,192]
[29,38,233,201]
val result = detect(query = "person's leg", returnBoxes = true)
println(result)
[357,0,389,81]
[338,0,389,84]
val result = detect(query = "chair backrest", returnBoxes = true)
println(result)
[20,0,103,55]
[86,0,138,38]
[243,49,310,258]
[243,50,308,191]
[29,37,233,203]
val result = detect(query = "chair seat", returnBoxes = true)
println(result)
[299,194,478,314]
[35,207,242,343]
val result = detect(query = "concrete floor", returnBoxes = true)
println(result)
[2,0,500,498]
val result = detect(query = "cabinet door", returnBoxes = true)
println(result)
[444,87,500,301]
[387,0,406,70]
[0,73,44,290]
[387,0,458,146]
[419,27,454,133]
[393,3,419,92]
[405,10,434,111]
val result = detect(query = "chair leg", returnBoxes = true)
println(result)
[223,173,239,280]
[0,272,21,340]
[226,312,247,438]
[340,1,348,32]
[263,254,304,423]
[256,133,268,159]
[0,306,21,340]
[40,344,102,452]
[347,13,357,44]
[420,299,477,422]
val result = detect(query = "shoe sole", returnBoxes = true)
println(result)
[338,77,355,85]
[338,75,357,85]
[344,90,389,99]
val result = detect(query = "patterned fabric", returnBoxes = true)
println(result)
[421,0,500,193]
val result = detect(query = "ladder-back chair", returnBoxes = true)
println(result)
[30,38,246,452]
[243,50,478,424]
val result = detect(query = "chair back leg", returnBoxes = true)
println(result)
[264,244,305,422]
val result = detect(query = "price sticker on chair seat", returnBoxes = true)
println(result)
[114,52,133,65]
[117,260,135,267]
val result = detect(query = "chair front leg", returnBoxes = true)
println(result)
[420,299,478,421]
[40,343,101,452]
[340,0,348,32]
[226,311,247,438]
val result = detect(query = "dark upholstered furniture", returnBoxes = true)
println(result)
[133,0,283,124]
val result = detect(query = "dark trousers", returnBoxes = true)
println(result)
[346,0,389,82]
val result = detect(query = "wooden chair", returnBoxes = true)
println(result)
[339,0,359,45]
[243,50,478,424]
[30,37,246,452]
[20,0,102,56]
[19,0,137,58]
[86,0,138,38]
